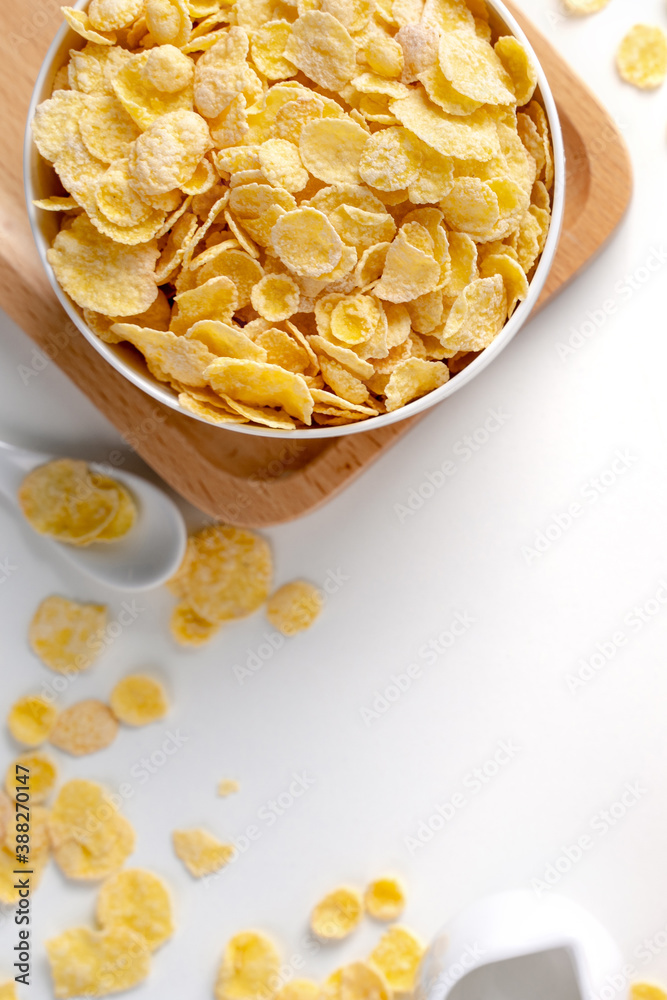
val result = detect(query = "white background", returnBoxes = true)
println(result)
[2,0,667,996]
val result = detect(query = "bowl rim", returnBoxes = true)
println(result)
[24,0,566,441]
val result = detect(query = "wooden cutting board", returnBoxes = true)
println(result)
[0,1,632,526]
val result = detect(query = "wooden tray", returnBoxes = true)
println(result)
[0,1,632,526]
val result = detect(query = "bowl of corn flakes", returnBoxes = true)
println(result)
[25,0,564,438]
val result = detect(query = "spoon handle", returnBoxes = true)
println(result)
[0,441,50,501]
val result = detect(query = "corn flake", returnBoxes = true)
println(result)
[97,868,175,949]
[8,696,59,747]
[275,981,320,1000]
[300,118,369,185]
[5,752,57,804]
[29,595,108,674]
[49,778,135,880]
[322,963,390,1000]
[46,925,150,998]
[173,828,235,876]
[311,887,363,940]
[364,876,406,920]
[494,35,537,106]
[284,11,356,91]
[171,601,223,645]
[49,699,119,757]
[441,273,507,352]
[215,931,281,1000]
[110,674,169,726]
[368,926,424,995]
[251,274,301,321]
[617,25,667,89]
[266,580,323,635]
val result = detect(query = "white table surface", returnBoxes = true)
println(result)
[3,0,667,995]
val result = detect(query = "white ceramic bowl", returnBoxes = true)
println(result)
[24,0,565,440]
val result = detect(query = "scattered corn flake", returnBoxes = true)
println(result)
[48,779,135,881]
[110,675,168,726]
[218,778,240,797]
[0,982,18,1000]
[631,987,667,1000]
[168,524,273,624]
[275,981,320,1000]
[173,828,235,877]
[97,868,175,950]
[215,931,281,1000]
[251,274,301,322]
[364,876,406,920]
[617,25,667,89]
[368,926,424,995]
[5,751,57,804]
[46,925,151,999]
[322,962,391,1000]
[170,601,223,645]
[7,695,58,747]
[563,0,610,12]
[49,699,119,757]
[311,886,363,940]
[29,595,108,674]
[266,580,323,635]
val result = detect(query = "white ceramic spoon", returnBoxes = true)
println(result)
[0,441,187,591]
[416,890,624,1000]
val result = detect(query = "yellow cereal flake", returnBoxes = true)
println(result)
[364,876,406,920]
[299,118,369,185]
[266,581,323,636]
[322,962,391,1000]
[368,926,424,995]
[384,357,449,411]
[47,215,159,317]
[19,459,120,545]
[170,601,222,646]
[173,828,235,877]
[311,886,363,940]
[49,699,119,756]
[5,751,57,804]
[215,778,240,801]
[259,139,308,193]
[440,274,507,353]
[284,12,356,91]
[97,868,175,950]
[563,0,610,12]
[215,931,281,1000]
[631,987,667,1000]
[0,982,18,1000]
[617,25,667,89]
[251,274,301,321]
[206,358,314,424]
[46,925,151,998]
[271,207,343,278]
[7,695,58,747]
[48,779,135,880]
[275,982,320,1000]
[110,674,169,726]
[29,595,108,674]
